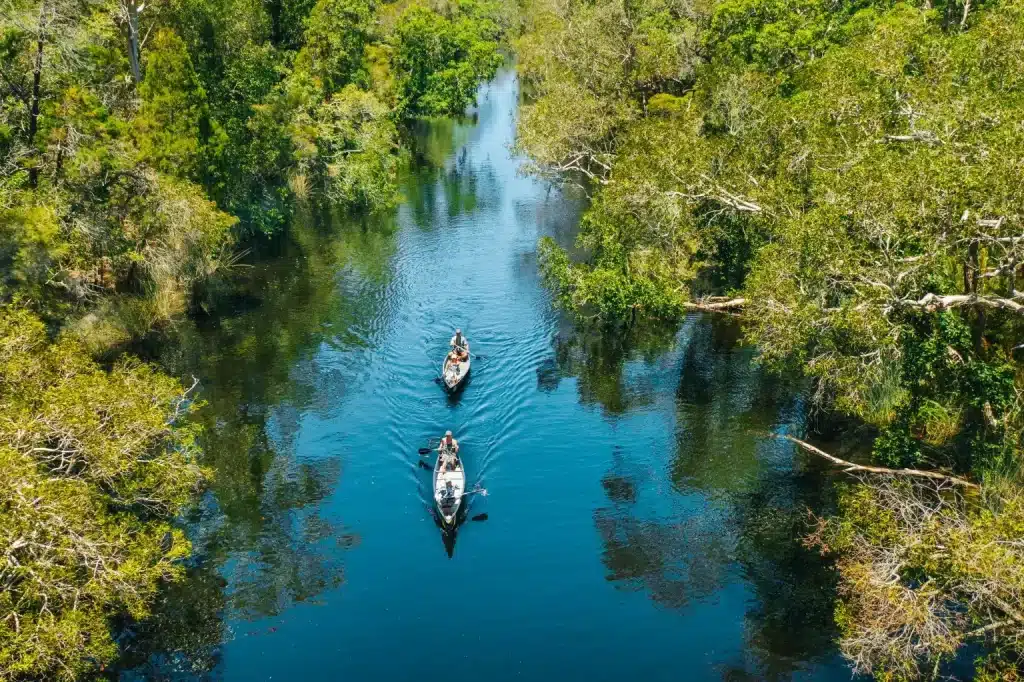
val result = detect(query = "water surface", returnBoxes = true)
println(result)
[119,69,851,682]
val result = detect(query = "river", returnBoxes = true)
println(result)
[115,68,853,682]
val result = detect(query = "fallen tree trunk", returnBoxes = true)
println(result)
[683,297,746,312]
[774,433,979,489]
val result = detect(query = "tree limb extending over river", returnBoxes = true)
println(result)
[774,434,979,489]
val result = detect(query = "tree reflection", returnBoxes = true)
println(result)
[594,445,734,609]
[112,562,227,681]
[673,317,840,676]
[208,456,356,620]
[587,315,840,677]
[594,504,735,609]
[732,467,839,680]
[401,123,501,229]
[112,208,393,677]
[672,315,802,496]
[540,320,678,415]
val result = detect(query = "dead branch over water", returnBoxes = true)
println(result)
[774,433,980,489]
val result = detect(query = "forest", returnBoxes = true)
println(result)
[0,0,506,676]
[516,0,1024,677]
[1,0,1022,675]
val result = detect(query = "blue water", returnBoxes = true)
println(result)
[118,69,852,682]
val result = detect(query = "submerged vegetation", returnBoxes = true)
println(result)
[0,0,505,675]
[517,0,1024,676]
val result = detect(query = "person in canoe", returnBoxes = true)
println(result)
[440,430,459,454]
[439,430,460,470]
[447,346,468,367]
[450,329,467,353]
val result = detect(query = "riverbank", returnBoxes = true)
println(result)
[0,0,508,677]
[104,68,855,682]
[516,0,1024,675]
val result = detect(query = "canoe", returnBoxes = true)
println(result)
[433,444,466,529]
[442,340,471,391]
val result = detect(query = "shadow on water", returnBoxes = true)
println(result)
[538,318,679,415]
[440,527,458,558]
[670,318,842,678]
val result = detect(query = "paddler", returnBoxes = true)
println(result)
[450,329,467,353]
[440,430,459,455]
[439,430,459,470]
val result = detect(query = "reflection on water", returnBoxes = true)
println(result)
[116,209,397,678]
[114,69,849,682]
[544,321,679,414]
[556,315,842,679]
[595,495,734,609]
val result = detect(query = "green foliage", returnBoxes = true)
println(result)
[296,0,375,92]
[515,0,702,180]
[708,0,890,70]
[291,85,401,208]
[0,0,507,677]
[812,480,1024,680]
[0,199,66,305]
[0,308,207,681]
[391,4,504,116]
[521,0,1024,674]
[136,29,210,178]
[0,0,508,332]
[523,0,1024,469]
[874,312,1020,473]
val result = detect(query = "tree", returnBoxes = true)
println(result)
[295,0,374,93]
[0,308,208,681]
[390,4,504,117]
[520,0,1024,675]
[515,0,704,184]
[134,28,209,178]
[808,479,1024,680]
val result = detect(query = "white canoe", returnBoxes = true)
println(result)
[433,445,466,528]
[442,340,471,391]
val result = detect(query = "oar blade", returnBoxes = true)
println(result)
[418,448,434,455]
[471,513,488,522]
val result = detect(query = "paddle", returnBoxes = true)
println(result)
[460,487,487,500]
[418,447,436,455]
[471,513,488,522]
[417,460,432,470]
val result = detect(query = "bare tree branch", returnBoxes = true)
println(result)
[897,292,1024,315]
[775,434,980,489]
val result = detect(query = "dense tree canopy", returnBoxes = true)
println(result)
[0,0,506,676]
[518,0,1024,676]
[1,0,507,340]
[0,308,206,680]
[391,1,505,116]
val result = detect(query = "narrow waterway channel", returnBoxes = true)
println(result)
[117,68,853,682]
